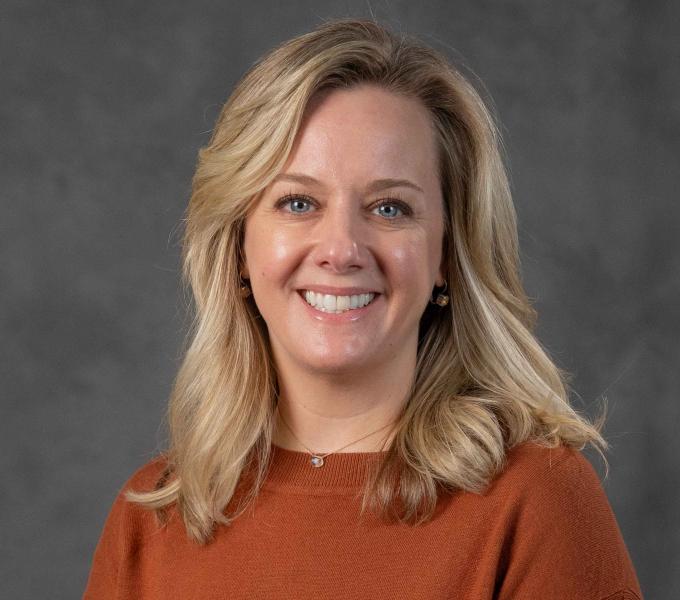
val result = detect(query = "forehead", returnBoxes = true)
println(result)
[281,85,439,185]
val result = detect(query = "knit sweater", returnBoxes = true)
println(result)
[83,441,643,599]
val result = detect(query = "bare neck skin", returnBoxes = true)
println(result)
[271,335,416,454]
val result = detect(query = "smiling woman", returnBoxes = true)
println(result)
[83,18,643,600]
[240,85,446,439]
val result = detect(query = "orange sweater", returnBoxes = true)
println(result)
[83,441,643,599]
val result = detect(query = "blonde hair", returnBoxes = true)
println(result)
[126,17,609,544]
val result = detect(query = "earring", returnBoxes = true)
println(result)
[239,270,252,298]
[429,280,449,307]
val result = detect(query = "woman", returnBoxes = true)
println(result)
[83,18,643,600]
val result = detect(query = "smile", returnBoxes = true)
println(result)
[299,290,378,314]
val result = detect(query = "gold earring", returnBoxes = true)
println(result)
[429,280,449,307]
[239,270,252,298]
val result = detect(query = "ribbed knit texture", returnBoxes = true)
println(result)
[83,441,643,599]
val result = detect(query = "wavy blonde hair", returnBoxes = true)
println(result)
[126,17,609,544]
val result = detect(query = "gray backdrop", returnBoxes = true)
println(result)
[2,1,677,598]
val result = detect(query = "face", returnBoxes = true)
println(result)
[242,84,445,376]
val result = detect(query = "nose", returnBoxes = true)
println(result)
[310,198,368,273]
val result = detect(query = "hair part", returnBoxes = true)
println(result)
[125,17,609,544]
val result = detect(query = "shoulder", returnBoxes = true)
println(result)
[84,455,174,598]
[489,440,615,538]
[120,454,172,495]
[486,441,642,599]
[499,440,599,492]
[501,439,595,482]
[100,455,172,541]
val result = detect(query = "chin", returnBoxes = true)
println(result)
[301,355,375,376]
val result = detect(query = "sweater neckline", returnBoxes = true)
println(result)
[261,443,388,490]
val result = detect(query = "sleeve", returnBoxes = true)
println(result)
[495,447,644,600]
[82,457,167,600]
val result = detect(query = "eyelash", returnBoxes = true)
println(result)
[273,193,413,219]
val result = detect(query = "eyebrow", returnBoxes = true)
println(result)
[271,173,424,194]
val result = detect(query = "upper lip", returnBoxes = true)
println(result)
[298,286,380,296]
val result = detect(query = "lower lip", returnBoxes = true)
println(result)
[297,291,381,323]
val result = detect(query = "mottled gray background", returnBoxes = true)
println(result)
[2,1,677,598]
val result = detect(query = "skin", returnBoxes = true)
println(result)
[242,84,446,453]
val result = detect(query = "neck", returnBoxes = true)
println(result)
[271,343,416,454]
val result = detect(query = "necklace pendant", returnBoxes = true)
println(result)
[310,455,324,467]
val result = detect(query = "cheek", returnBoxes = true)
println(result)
[245,223,302,285]
[385,235,436,290]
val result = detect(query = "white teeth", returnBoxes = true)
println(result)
[302,291,376,313]
[323,294,336,311]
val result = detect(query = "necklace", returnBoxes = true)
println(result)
[275,405,397,467]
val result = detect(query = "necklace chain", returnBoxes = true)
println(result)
[275,405,397,466]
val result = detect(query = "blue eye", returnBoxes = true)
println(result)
[276,194,314,213]
[376,200,411,220]
[289,198,312,213]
